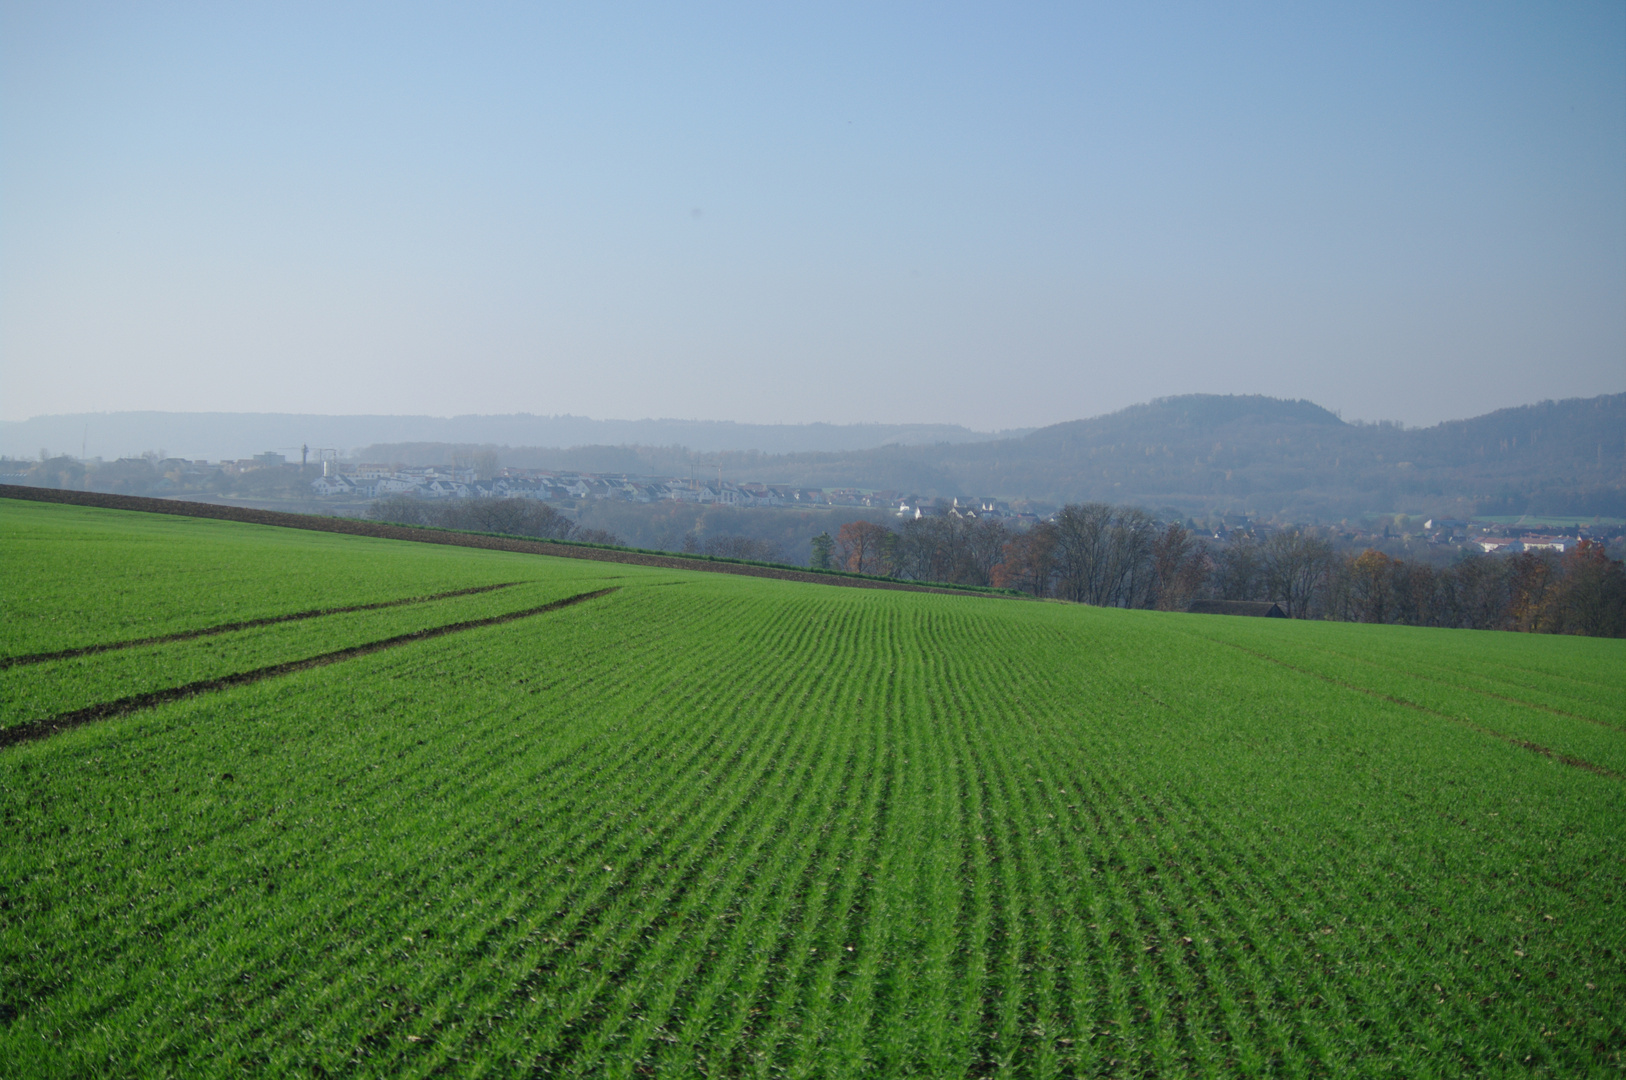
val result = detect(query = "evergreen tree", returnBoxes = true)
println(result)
[810,531,834,570]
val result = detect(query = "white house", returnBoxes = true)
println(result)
[310,476,356,496]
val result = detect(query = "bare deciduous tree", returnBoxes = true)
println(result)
[1261,529,1334,618]
[962,517,1011,586]
[1051,502,1116,604]
[1151,523,1208,611]
[368,496,600,543]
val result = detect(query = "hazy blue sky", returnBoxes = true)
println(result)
[3,2,1622,429]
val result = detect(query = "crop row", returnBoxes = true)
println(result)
[1,498,649,658]
[1172,615,1626,778]
[3,571,1621,1077]
[1181,613,1622,714]
[0,578,628,732]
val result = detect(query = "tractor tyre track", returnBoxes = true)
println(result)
[0,587,618,749]
[1207,637,1622,780]
[0,582,524,669]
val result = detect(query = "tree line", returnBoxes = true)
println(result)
[364,494,1623,637]
[812,505,1625,637]
[368,495,620,545]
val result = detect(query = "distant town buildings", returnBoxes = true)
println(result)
[6,448,1614,555]
[304,463,1025,520]
[1475,536,1575,554]
[289,463,1622,552]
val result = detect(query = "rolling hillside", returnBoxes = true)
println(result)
[2,497,1623,1076]
[383,394,1625,520]
[696,393,1626,518]
[10,394,1621,522]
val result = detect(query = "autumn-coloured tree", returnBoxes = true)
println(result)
[1506,551,1558,633]
[1346,548,1397,623]
[1552,540,1626,637]
[835,520,894,575]
[991,521,1058,596]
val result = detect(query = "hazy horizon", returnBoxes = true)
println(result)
[0,386,1571,429]
[4,3,1623,429]
[9,390,1620,466]
[5,385,1609,432]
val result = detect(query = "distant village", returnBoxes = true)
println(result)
[306,459,1035,523]
[300,460,1621,553]
[5,448,1620,556]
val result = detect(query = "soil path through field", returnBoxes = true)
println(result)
[0,587,618,749]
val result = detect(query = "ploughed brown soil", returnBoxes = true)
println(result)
[0,484,1002,598]
[0,587,618,748]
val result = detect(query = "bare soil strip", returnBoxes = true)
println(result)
[0,582,524,670]
[0,587,617,749]
[1211,638,1622,780]
[0,485,1004,598]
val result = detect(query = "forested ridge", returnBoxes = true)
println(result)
[12,394,1622,521]
[363,393,1625,519]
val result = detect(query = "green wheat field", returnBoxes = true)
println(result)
[2,497,1623,1078]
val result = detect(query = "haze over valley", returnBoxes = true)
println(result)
[4,8,1625,1074]
[8,392,1621,523]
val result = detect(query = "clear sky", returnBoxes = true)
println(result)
[3,2,1622,430]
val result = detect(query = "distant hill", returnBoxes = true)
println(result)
[396,393,1621,520]
[735,393,1625,519]
[7,394,1620,520]
[0,412,1026,462]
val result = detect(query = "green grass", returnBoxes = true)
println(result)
[0,581,615,730]
[362,513,1024,597]
[0,500,636,659]
[2,497,1624,1077]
